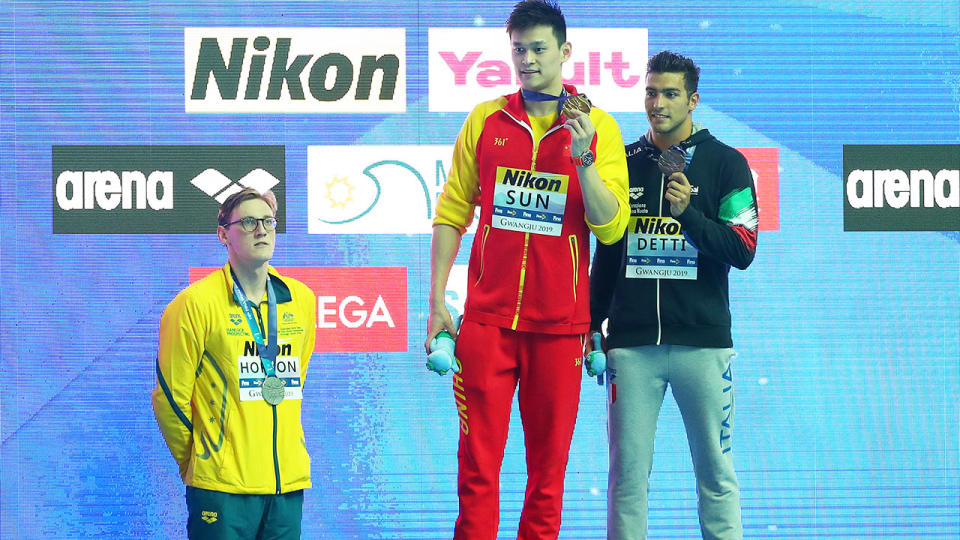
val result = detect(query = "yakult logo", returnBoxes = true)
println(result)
[429,28,647,112]
[191,267,408,353]
[186,28,406,113]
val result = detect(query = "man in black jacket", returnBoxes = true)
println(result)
[589,51,758,540]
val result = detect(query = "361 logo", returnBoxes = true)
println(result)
[52,146,285,234]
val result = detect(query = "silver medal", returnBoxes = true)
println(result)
[261,375,285,405]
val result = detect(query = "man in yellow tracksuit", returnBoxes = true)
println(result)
[153,188,317,539]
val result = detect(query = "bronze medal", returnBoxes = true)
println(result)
[657,146,687,175]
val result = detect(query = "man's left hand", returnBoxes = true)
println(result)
[563,108,596,158]
[664,172,692,216]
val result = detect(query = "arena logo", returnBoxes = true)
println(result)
[843,145,959,231]
[53,145,285,234]
[428,28,647,112]
[307,144,479,235]
[185,28,406,113]
[190,267,408,353]
[191,168,280,204]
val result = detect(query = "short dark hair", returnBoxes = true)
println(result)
[506,0,566,47]
[217,188,277,227]
[647,50,700,95]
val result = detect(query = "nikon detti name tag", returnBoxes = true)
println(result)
[626,216,699,279]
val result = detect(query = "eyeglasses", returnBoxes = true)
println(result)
[223,216,278,232]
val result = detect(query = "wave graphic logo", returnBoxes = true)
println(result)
[308,145,478,235]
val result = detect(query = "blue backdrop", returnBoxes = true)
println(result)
[1,1,957,538]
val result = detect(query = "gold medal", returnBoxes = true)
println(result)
[561,93,592,118]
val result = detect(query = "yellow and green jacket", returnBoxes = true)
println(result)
[152,263,317,494]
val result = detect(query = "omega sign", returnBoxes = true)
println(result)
[190,267,408,353]
[185,28,406,113]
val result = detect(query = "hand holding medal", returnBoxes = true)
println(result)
[561,94,596,159]
[659,145,693,216]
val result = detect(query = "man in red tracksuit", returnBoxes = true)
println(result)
[424,2,630,538]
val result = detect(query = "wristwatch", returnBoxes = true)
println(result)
[572,149,595,167]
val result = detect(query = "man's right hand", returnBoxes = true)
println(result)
[583,331,606,356]
[425,302,458,353]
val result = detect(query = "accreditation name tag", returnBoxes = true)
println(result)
[491,166,568,236]
[237,354,303,402]
[626,216,699,280]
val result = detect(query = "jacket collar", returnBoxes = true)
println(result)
[638,123,713,153]
[221,262,293,305]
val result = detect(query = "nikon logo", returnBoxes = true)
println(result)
[185,28,406,113]
[52,146,285,234]
[843,145,959,231]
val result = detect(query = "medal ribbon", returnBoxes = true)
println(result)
[231,270,279,378]
[521,88,570,116]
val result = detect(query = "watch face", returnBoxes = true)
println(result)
[579,150,595,167]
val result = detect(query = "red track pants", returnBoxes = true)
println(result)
[452,320,583,540]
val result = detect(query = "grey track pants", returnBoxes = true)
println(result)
[606,345,742,540]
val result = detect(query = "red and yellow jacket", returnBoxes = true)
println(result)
[435,86,629,335]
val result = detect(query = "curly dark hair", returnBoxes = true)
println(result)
[647,50,700,95]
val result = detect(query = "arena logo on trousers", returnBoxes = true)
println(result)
[185,28,406,113]
[52,145,285,234]
[428,28,647,112]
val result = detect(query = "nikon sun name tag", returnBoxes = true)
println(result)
[237,354,303,402]
[626,216,699,280]
[492,166,568,236]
